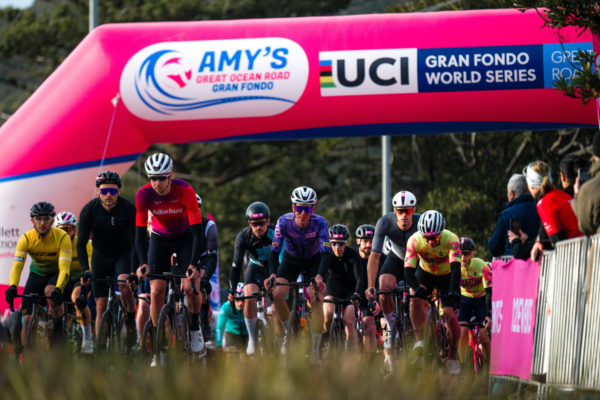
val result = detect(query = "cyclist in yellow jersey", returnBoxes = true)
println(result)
[404,210,462,375]
[55,211,95,354]
[457,237,491,361]
[5,202,72,348]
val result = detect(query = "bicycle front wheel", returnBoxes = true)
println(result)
[140,319,154,357]
[157,304,174,353]
[174,305,191,355]
[97,312,113,352]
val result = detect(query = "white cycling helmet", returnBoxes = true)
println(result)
[196,193,202,207]
[290,186,317,205]
[54,211,77,227]
[417,210,446,237]
[144,153,173,176]
[236,282,244,295]
[392,191,417,208]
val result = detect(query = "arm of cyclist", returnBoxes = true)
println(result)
[56,233,73,291]
[314,217,331,289]
[76,205,92,271]
[196,222,218,280]
[229,231,246,293]
[365,251,381,299]
[188,222,205,273]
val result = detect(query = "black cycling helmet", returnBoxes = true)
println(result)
[30,201,56,217]
[329,224,350,241]
[246,201,270,221]
[355,224,375,239]
[95,170,122,188]
[460,237,476,252]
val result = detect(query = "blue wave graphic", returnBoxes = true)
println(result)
[135,49,295,116]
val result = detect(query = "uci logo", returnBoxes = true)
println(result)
[319,48,418,97]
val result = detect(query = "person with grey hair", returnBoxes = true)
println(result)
[488,173,541,257]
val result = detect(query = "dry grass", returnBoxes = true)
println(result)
[0,345,488,400]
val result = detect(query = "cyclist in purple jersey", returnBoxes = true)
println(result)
[264,186,330,361]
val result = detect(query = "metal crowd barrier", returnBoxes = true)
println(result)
[546,236,589,386]
[579,234,600,389]
[491,233,600,398]
[531,250,554,378]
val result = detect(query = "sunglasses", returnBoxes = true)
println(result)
[424,234,441,241]
[394,208,414,215]
[33,216,52,223]
[249,220,268,227]
[99,187,119,196]
[461,251,473,256]
[58,225,73,234]
[331,241,346,247]
[294,205,313,214]
[148,176,168,182]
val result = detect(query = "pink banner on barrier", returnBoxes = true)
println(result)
[489,258,540,380]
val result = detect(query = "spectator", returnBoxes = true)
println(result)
[558,154,588,196]
[488,174,540,257]
[525,161,583,260]
[571,132,600,236]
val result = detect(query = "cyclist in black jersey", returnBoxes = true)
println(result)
[365,191,420,330]
[323,224,362,350]
[354,224,382,354]
[77,171,137,349]
[229,201,277,355]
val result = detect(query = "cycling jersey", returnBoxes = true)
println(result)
[10,227,72,291]
[325,246,362,299]
[229,224,275,290]
[135,178,202,235]
[271,213,330,259]
[69,235,93,281]
[372,212,420,258]
[216,301,248,347]
[77,196,136,270]
[459,257,491,298]
[405,229,461,276]
[537,188,583,240]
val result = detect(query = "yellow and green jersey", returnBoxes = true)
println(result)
[69,235,93,281]
[405,229,460,276]
[460,257,492,298]
[10,227,72,291]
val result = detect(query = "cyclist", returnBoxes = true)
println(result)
[229,201,278,355]
[323,224,362,350]
[191,193,218,350]
[77,171,138,350]
[216,283,248,351]
[457,237,491,362]
[365,191,420,366]
[55,211,94,354]
[264,186,330,362]
[135,153,206,364]
[354,224,381,354]
[404,210,462,375]
[5,202,72,348]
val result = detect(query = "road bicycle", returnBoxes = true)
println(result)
[423,294,451,372]
[148,270,196,363]
[464,315,487,375]
[276,274,319,354]
[10,293,54,350]
[233,286,278,356]
[377,283,415,358]
[323,297,355,354]
[95,276,129,353]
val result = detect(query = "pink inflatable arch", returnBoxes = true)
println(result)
[0,9,596,314]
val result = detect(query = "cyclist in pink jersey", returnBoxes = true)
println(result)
[135,153,206,364]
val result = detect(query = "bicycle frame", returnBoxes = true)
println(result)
[95,276,127,353]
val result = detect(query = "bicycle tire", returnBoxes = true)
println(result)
[286,309,300,352]
[24,307,43,349]
[436,315,450,361]
[114,309,127,353]
[157,304,174,353]
[140,319,154,357]
[464,345,475,373]
[423,308,442,372]
[256,320,276,356]
[328,319,345,353]
[97,312,113,352]
[174,305,191,355]
[65,314,82,354]
[391,319,406,357]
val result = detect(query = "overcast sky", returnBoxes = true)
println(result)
[0,0,34,8]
